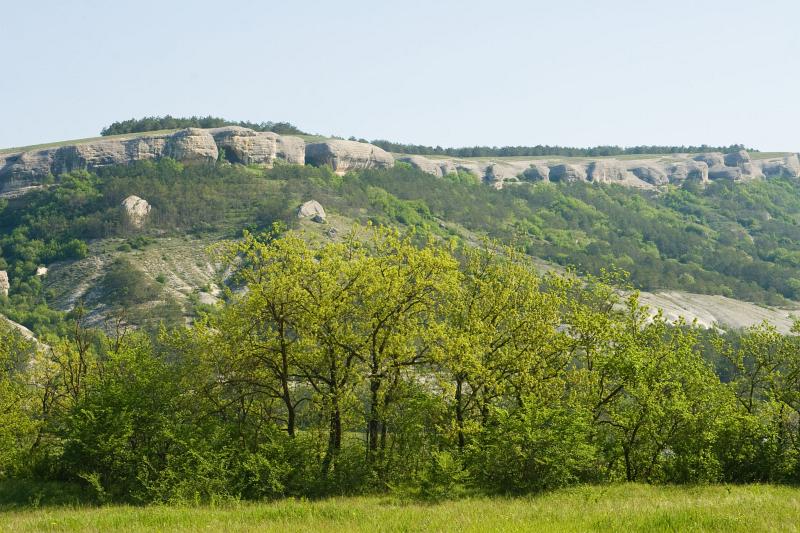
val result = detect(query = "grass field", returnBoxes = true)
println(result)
[1,484,799,532]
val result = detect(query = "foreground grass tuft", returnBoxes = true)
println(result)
[2,484,799,532]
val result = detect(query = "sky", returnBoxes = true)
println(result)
[1,0,798,151]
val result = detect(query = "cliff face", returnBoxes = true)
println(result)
[0,127,306,196]
[305,139,394,174]
[400,151,800,188]
[2,127,799,197]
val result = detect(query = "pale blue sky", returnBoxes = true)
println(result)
[2,0,798,150]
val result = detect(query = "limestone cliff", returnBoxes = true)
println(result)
[0,127,306,196]
[2,128,798,196]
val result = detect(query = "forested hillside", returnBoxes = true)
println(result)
[3,158,800,336]
[3,153,800,505]
[2,227,800,504]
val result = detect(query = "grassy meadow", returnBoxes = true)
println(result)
[2,484,799,532]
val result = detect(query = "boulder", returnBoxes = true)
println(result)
[0,271,8,297]
[548,163,587,182]
[121,195,151,229]
[761,154,800,178]
[305,140,393,174]
[165,128,218,162]
[693,153,725,168]
[210,126,276,165]
[668,160,709,182]
[521,162,550,182]
[587,160,630,183]
[629,163,669,185]
[708,166,742,180]
[298,200,326,222]
[36,266,48,277]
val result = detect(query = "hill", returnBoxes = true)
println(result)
[5,128,800,508]
[2,128,800,335]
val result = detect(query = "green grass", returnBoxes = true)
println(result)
[2,484,799,532]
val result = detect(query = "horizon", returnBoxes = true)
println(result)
[2,0,799,151]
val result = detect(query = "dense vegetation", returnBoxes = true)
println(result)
[4,160,800,337]
[100,115,305,136]
[371,139,754,158]
[2,230,800,505]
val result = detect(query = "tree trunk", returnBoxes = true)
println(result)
[368,358,381,455]
[281,348,295,437]
[322,398,342,474]
[455,375,465,451]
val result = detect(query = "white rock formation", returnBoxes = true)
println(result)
[121,195,151,229]
[298,200,326,222]
[0,271,8,297]
[305,140,394,174]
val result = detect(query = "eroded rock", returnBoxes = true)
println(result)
[629,164,669,185]
[121,195,151,229]
[275,135,306,165]
[210,127,276,165]
[298,200,326,222]
[165,128,218,162]
[588,160,630,183]
[305,140,393,174]
[399,155,446,177]
[761,154,800,178]
[708,166,742,180]
[693,153,725,168]
[522,163,550,182]
[549,163,586,182]
[668,160,708,182]
[0,271,8,297]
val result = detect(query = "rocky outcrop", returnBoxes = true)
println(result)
[0,271,8,297]
[165,128,218,162]
[121,195,151,229]
[629,163,669,185]
[724,149,760,178]
[305,139,394,174]
[485,162,531,185]
[693,153,725,168]
[2,127,798,196]
[708,166,742,180]
[724,149,750,169]
[521,163,550,182]
[398,155,460,178]
[760,154,800,178]
[588,160,629,183]
[275,135,306,165]
[667,160,708,182]
[0,128,306,191]
[549,163,587,182]
[298,200,326,222]
[210,126,276,165]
